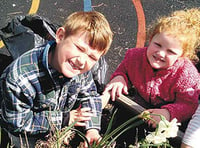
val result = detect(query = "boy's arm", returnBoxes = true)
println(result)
[78,71,102,131]
[0,77,63,135]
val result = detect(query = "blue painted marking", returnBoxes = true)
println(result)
[84,0,92,12]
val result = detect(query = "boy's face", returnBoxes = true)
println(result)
[51,27,102,78]
[147,32,183,70]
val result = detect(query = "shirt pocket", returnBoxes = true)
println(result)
[32,91,56,112]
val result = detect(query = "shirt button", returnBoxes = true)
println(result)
[42,104,47,108]
[59,75,64,79]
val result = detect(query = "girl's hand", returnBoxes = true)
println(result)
[146,108,170,128]
[103,75,128,101]
[69,107,93,126]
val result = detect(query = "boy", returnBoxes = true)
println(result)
[0,11,113,147]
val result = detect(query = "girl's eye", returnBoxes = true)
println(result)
[154,42,161,47]
[167,49,176,55]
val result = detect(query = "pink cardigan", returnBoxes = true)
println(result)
[111,47,200,122]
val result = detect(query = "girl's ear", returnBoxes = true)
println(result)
[55,27,66,43]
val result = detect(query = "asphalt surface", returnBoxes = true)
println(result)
[0,0,200,81]
[0,1,200,147]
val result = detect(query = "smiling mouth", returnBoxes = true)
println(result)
[69,61,80,70]
[153,55,165,62]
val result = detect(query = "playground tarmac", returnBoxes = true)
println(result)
[0,0,200,147]
[0,0,200,80]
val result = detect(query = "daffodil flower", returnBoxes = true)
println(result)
[157,118,181,138]
[146,131,167,144]
[139,111,181,146]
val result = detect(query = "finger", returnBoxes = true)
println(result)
[116,86,123,98]
[76,108,92,117]
[97,136,102,144]
[74,121,86,127]
[111,86,117,101]
[147,118,157,128]
[147,120,153,127]
[101,93,111,108]
[80,107,92,112]
[101,91,111,99]
[84,138,90,148]
[89,138,94,145]
[80,112,93,117]
[70,110,77,114]
[123,85,128,95]
[152,123,157,128]
[78,109,93,117]
[78,116,91,121]
[103,84,113,93]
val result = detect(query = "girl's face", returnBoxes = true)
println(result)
[50,27,102,78]
[147,32,183,70]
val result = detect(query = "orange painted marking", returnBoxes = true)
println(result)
[0,0,40,49]
[132,0,146,48]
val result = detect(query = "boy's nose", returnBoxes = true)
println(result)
[77,55,86,69]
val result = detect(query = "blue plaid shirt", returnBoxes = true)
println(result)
[0,41,102,135]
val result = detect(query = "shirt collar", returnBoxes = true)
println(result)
[42,40,55,69]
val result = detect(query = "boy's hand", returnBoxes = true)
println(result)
[101,92,111,108]
[84,129,101,147]
[146,108,170,128]
[69,107,93,126]
[181,143,193,148]
[103,75,128,101]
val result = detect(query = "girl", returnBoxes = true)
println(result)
[104,8,200,128]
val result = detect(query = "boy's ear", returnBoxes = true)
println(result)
[56,27,66,43]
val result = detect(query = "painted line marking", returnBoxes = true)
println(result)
[0,0,40,48]
[84,0,92,12]
[28,0,40,14]
[0,40,4,48]
[132,0,146,48]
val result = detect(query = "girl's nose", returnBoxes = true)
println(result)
[157,50,166,58]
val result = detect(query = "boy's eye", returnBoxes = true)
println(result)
[75,44,98,61]
[89,55,98,61]
[76,45,85,52]
[78,46,84,51]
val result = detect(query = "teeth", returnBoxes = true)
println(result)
[69,61,79,70]
[160,59,165,62]
[154,55,164,62]
[157,57,165,62]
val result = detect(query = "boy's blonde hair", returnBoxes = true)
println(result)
[147,8,200,62]
[63,11,113,55]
